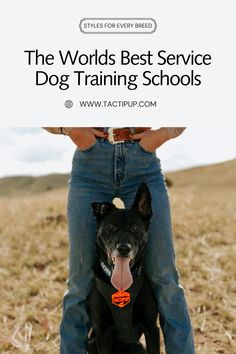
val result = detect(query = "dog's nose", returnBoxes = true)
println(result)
[116,243,131,256]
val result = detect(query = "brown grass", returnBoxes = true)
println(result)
[0,161,235,353]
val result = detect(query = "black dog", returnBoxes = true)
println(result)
[88,183,160,354]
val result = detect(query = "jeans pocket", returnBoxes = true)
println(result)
[137,142,155,155]
[77,140,98,152]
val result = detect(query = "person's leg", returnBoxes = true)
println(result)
[120,142,195,354]
[60,141,115,354]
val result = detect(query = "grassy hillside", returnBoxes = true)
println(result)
[168,159,236,189]
[0,174,69,197]
[0,159,235,197]
[0,159,235,353]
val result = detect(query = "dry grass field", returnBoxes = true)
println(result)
[0,160,235,353]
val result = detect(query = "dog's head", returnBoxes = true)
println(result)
[92,183,152,290]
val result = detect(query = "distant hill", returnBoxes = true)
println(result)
[0,159,235,197]
[169,159,236,189]
[0,174,69,197]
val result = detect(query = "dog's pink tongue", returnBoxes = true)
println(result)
[111,256,133,291]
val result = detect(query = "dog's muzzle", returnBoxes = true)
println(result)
[116,243,131,256]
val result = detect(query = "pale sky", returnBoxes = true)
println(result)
[0,127,235,178]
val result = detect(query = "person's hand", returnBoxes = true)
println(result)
[68,128,107,150]
[131,127,186,153]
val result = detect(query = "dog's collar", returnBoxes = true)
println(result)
[100,261,112,277]
[134,263,142,277]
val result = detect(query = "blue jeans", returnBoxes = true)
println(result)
[60,140,195,354]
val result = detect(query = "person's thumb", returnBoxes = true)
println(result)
[130,132,147,140]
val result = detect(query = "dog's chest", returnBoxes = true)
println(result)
[95,274,144,343]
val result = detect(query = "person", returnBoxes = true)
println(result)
[43,127,195,354]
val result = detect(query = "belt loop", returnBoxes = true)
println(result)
[129,128,135,143]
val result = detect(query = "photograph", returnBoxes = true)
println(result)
[0,127,235,354]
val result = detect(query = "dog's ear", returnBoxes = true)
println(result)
[132,183,152,220]
[91,202,115,219]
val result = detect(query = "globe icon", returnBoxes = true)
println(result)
[65,100,73,109]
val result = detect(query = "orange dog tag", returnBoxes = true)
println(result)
[112,290,130,308]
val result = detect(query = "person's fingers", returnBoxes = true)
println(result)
[92,128,108,137]
[130,132,148,140]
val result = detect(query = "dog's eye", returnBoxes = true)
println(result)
[106,224,117,232]
[130,225,140,233]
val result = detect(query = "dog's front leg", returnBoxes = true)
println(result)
[144,324,160,354]
[96,327,114,354]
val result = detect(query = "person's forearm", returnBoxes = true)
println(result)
[42,127,63,134]
[164,127,186,139]
[160,127,186,141]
